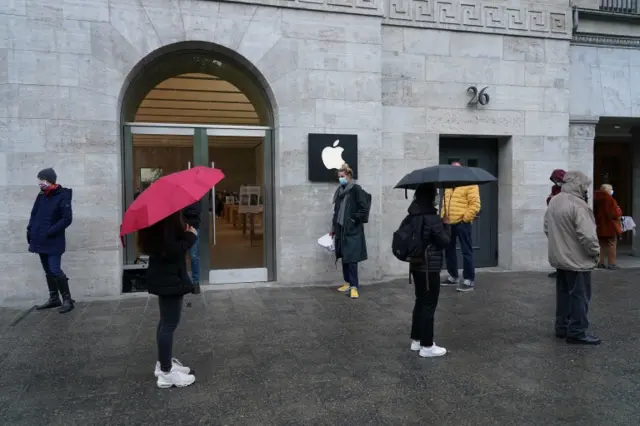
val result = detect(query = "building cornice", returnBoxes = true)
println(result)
[572,33,640,48]
[216,0,572,39]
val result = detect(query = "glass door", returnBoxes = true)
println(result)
[122,124,198,267]
[206,126,272,283]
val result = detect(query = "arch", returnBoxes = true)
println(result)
[118,41,277,127]
[118,41,278,286]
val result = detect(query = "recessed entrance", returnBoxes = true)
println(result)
[119,45,276,289]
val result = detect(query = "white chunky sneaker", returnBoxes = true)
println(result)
[419,344,447,358]
[410,340,422,351]
[154,358,190,377]
[156,369,196,389]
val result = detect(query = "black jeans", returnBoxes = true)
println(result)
[555,269,592,339]
[445,222,475,281]
[157,295,184,373]
[410,271,441,347]
[342,262,359,288]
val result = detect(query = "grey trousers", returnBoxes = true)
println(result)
[555,269,592,339]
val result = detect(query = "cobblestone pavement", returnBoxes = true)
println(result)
[1,270,639,425]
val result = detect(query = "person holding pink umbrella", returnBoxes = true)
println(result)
[121,166,224,388]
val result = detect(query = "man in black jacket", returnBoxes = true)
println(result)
[182,201,202,289]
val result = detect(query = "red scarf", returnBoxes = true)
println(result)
[43,184,59,197]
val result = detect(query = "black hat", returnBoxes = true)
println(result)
[37,168,57,184]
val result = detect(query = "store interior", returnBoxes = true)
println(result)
[131,73,266,271]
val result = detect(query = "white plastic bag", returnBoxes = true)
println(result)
[317,233,335,253]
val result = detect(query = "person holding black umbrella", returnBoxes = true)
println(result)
[440,162,481,292]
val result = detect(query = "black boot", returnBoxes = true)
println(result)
[56,275,75,314]
[36,275,62,310]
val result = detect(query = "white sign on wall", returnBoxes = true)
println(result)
[238,185,262,214]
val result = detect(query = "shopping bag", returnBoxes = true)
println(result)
[317,233,335,253]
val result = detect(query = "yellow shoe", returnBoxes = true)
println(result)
[350,287,359,299]
[337,284,350,292]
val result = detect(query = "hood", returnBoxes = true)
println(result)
[408,200,437,216]
[560,171,591,200]
[549,169,566,184]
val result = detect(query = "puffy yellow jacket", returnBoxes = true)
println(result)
[441,185,481,224]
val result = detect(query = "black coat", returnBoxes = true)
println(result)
[146,230,197,296]
[183,201,201,229]
[27,186,73,255]
[407,200,451,273]
[332,183,368,264]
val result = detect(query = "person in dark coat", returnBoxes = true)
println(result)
[138,211,197,388]
[27,168,75,314]
[182,200,201,292]
[546,169,566,278]
[408,184,451,358]
[331,163,368,299]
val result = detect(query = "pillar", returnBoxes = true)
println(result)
[569,119,597,208]
[631,128,640,256]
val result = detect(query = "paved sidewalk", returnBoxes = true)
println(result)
[1,270,639,425]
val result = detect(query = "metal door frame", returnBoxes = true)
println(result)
[122,122,275,285]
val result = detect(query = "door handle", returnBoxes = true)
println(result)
[211,161,216,246]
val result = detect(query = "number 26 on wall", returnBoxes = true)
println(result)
[467,86,490,107]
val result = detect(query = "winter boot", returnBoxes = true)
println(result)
[36,275,62,310]
[56,275,75,314]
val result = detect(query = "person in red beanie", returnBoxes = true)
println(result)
[546,169,566,278]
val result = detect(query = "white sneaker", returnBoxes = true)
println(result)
[154,358,190,377]
[419,344,447,358]
[156,369,196,389]
[410,340,421,351]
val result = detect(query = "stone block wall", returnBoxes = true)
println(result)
[380,26,571,273]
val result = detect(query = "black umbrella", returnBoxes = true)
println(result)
[394,164,497,190]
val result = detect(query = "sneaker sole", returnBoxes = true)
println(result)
[157,380,195,389]
[419,351,447,358]
[456,287,474,292]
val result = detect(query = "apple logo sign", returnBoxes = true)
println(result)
[308,133,358,182]
[321,140,345,170]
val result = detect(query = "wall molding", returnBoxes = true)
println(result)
[216,0,384,17]
[572,33,640,48]
[383,0,571,39]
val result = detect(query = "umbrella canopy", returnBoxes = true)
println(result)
[394,164,497,190]
[120,166,224,237]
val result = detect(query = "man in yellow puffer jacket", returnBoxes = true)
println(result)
[441,162,481,292]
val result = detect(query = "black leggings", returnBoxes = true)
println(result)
[410,271,441,347]
[157,295,184,373]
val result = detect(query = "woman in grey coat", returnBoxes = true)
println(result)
[331,163,368,299]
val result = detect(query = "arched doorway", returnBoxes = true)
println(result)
[120,43,276,288]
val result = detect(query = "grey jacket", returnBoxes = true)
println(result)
[544,171,600,271]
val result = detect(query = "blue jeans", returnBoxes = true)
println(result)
[342,262,359,288]
[189,231,200,283]
[39,254,63,277]
[445,222,475,281]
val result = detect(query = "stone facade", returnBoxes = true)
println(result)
[0,0,587,304]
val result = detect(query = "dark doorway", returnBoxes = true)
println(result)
[439,138,499,268]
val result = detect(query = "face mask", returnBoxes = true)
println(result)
[39,181,49,190]
[338,177,348,186]
[610,190,614,196]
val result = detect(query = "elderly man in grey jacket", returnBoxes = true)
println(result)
[544,171,601,345]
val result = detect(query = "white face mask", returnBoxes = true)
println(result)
[610,190,614,196]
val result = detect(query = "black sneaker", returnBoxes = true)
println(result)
[441,276,459,286]
[607,264,619,270]
[597,263,607,269]
[566,334,601,345]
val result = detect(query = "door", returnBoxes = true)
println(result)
[205,126,274,284]
[123,125,197,267]
[594,140,632,245]
[439,139,498,268]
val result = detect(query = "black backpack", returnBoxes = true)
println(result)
[392,215,425,262]
[360,189,372,223]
